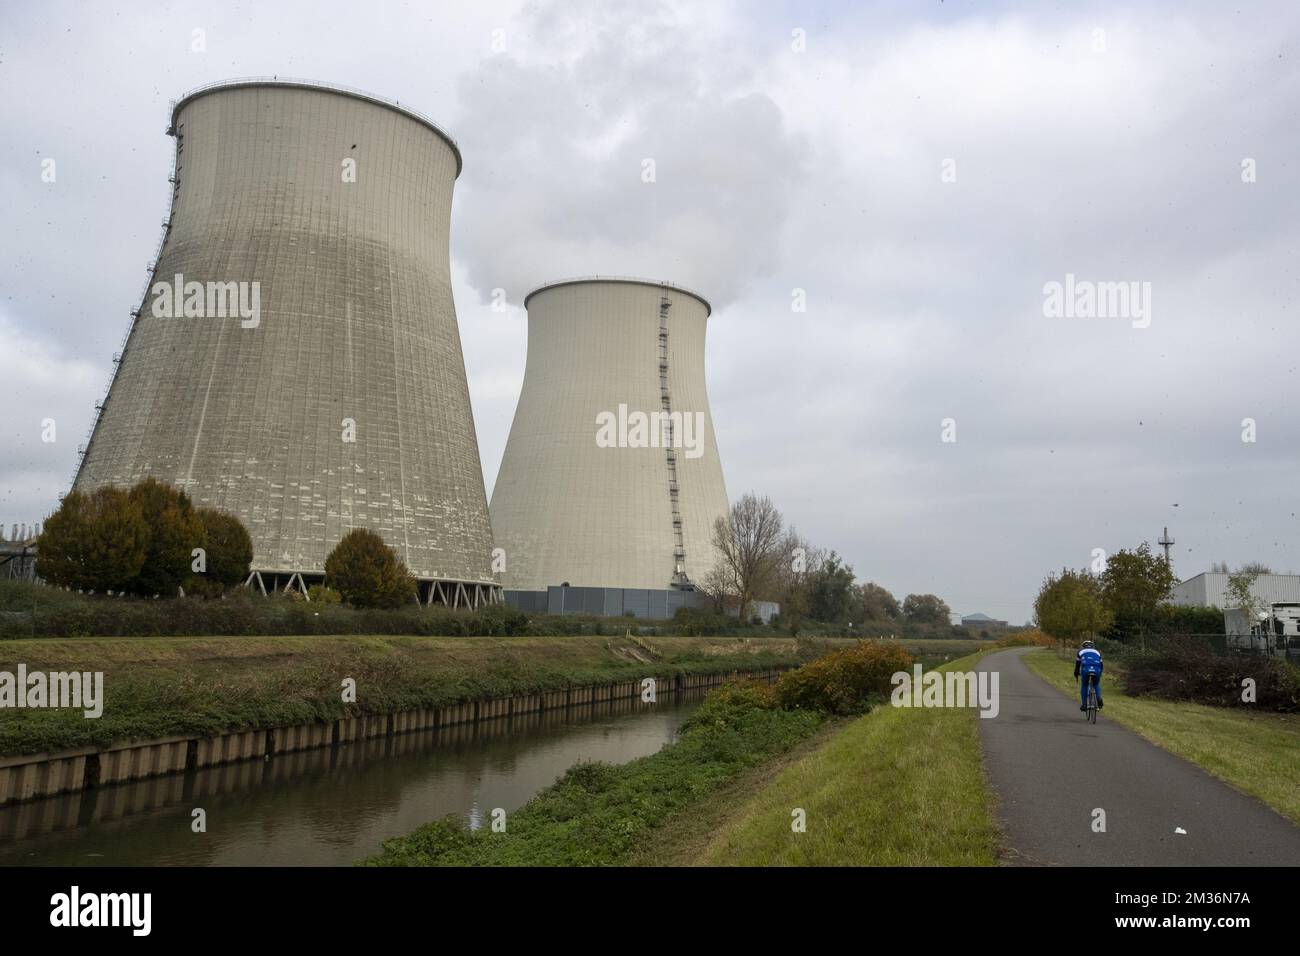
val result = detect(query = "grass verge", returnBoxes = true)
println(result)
[1023,648,1300,825]
[0,634,820,756]
[361,681,826,866]
[680,650,1000,866]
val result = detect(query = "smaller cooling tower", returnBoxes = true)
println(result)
[490,277,730,591]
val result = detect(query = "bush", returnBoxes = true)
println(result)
[36,486,148,592]
[184,576,227,599]
[128,478,204,596]
[193,507,253,587]
[34,480,243,599]
[323,528,418,608]
[1104,604,1226,643]
[681,678,777,733]
[307,585,343,604]
[1122,639,1300,712]
[776,641,915,714]
[475,602,529,635]
[671,606,738,636]
[997,628,1056,648]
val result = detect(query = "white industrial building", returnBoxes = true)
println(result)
[1168,572,1300,608]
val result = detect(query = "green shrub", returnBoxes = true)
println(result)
[35,486,148,592]
[127,477,204,597]
[324,528,418,608]
[671,606,736,635]
[776,640,915,714]
[193,507,253,587]
[680,678,777,733]
[1104,604,1226,643]
[307,585,343,604]
[184,576,227,600]
[475,602,529,635]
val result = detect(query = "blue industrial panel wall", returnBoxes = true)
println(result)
[526,585,707,619]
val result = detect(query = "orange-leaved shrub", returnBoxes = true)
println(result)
[775,641,915,714]
[997,629,1056,648]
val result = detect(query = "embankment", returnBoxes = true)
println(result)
[0,669,775,806]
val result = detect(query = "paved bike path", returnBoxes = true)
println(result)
[975,648,1300,865]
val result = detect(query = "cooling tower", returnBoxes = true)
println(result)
[490,278,730,591]
[73,79,498,606]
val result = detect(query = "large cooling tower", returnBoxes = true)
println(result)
[73,79,498,606]
[491,278,729,591]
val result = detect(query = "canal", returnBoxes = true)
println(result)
[0,690,705,866]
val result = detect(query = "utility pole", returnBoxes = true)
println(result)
[1158,526,1175,566]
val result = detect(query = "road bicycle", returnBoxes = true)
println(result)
[1083,677,1098,724]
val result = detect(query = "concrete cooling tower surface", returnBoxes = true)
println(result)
[73,80,497,604]
[490,278,730,592]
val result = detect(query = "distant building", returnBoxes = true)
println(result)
[961,612,1007,630]
[1169,572,1300,608]
[730,601,781,625]
[505,585,780,623]
[1224,604,1300,658]
[505,585,706,619]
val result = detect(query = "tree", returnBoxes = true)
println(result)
[193,507,254,588]
[858,582,901,621]
[36,487,148,591]
[1100,542,1176,645]
[767,531,823,632]
[324,528,417,608]
[807,551,857,623]
[1034,568,1112,644]
[1225,570,1266,623]
[1237,561,1274,576]
[127,477,204,596]
[902,593,952,626]
[708,493,786,622]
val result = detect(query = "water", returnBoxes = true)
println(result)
[0,692,704,866]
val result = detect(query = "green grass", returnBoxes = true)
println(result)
[682,651,1001,866]
[1023,648,1300,825]
[361,683,825,866]
[0,634,819,756]
[625,717,851,867]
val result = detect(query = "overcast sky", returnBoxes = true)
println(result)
[2,1,1297,622]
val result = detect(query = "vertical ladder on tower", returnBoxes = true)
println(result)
[659,295,690,587]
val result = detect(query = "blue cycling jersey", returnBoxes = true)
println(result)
[1076,647,1103,675]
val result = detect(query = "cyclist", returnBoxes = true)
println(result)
[1074,640,1104,712]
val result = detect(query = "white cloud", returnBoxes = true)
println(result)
[2,0,1298,617]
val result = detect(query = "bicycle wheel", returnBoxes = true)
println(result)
[1087,684,1097,724]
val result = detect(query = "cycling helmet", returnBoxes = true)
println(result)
[1081,640,1095,649]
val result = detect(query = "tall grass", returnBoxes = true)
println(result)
[687,650,1000,866]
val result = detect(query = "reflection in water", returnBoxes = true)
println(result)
[0,691,704,866]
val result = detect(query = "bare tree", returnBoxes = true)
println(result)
[709,493,786,622]
[765,528,820,621]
